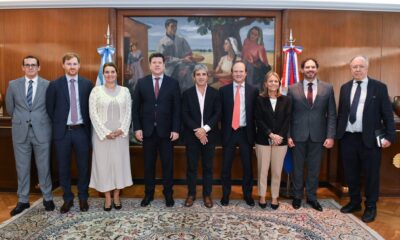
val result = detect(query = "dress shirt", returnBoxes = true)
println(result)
[152,74,164,89]
[233,82,246,127]
[269,97,277,111]
[66,75,83,125]
[195,85,211,132]
[303,79,318,103]
[346,78,368,133]
[25,75,39,102]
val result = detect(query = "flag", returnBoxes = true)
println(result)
[281,44,302,173]
[96,45,115,86]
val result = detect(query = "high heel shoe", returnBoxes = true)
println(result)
[258,201,267,209]
[114,200,122,210]
[271,202,280,210]
[103,201,112,211]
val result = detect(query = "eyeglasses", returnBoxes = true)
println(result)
[24,64,38,68]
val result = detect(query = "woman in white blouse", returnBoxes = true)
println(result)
[89,62,133,211]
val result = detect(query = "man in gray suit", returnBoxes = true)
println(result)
[6,56,54,216]
[287,58,336,211]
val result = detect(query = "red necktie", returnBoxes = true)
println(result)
[232,84,241,130]
[154,77,160,98]
[307,82,313,107]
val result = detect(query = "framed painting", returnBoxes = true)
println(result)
[117,10,282,94]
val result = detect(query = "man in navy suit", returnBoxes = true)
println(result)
[219,61,258,206]
[132,52,181,207]
[46,52,93,213]
[182,64,221,208]
[337,55,396,223]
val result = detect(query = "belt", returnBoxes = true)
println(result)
[232,126,246,131]
[67,124,84,130]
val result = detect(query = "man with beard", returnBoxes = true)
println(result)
[287,58,336,211]
[46,52,93,213]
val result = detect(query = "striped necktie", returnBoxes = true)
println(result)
[26,80,33,108]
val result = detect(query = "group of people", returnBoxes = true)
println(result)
[6,51,395,224]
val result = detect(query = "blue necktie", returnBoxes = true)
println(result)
[349,81,362,124]
[26,80,33,108]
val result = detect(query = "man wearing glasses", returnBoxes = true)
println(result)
[6,56,55,216]
[46,52,93,213]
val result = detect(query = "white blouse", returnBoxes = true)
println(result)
[89,85,132,141]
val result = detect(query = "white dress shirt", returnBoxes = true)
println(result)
[152,74,164,89]
[303,79,318,103]
[346,78,368,132]
[195,85,211,132]
[25,75,39,103]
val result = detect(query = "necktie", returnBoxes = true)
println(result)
[232,84,241,130]
[307,82,313,106]
[26,80,33,108]
[154,77,160,98]
[349,81,362,124]
[70,79,78,124]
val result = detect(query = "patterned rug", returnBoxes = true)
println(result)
[0,197,382,239]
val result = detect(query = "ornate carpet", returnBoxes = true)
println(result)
[0,197,382,239]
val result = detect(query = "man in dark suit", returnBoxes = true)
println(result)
[288,58,337,211]
[182,64,221,208]
[6,56,55,216]
[132,52,181,207]
[46,52,93,213]
[337,55,396,223]
[219,61,259,206]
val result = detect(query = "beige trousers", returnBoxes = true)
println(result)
[255,144,288,198]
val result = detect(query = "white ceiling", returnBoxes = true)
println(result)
[0,0,400,12]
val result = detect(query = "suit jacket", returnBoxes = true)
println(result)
[219,82,259,145]
[6,77,51,143]
[336,77,396,148]
[255,95,291,145]
[287,79,337,142]
[132,74,181,138]
[46,75,93,140]
[182,85,221,145]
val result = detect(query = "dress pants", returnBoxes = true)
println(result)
[340,132,381,207]
[186,141,215,197]
[143,130,174,197]
[255,144,287,198]
[54,127,90,201]
[13,127,53,203]
[292,138,323,201]
[221,128,253,198]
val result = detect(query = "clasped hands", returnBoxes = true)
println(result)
[268,133,283,146]
[106,129,123,140]
[194,128,208,145]
[134,130,179,142]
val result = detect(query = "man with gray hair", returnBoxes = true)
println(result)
[182,64,221,208]
[336,55,396,223]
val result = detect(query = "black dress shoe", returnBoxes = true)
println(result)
[79,199,89,212]
[60,200,73,214]
[258,202,267,209]
[140,195,154,207]
[244,196,255,207]
[165,195,175,207]
[362,207,377,223]
[43,200,55,211]
[307,200,323,212]
[10,202,30,216]
[340,202,362,213]
[271,203,280,210]
[292,198,302,209]
[220,196,229,206]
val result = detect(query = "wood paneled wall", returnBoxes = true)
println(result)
[0,8,399,196]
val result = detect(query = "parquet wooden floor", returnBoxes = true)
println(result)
[1,186,399,239]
